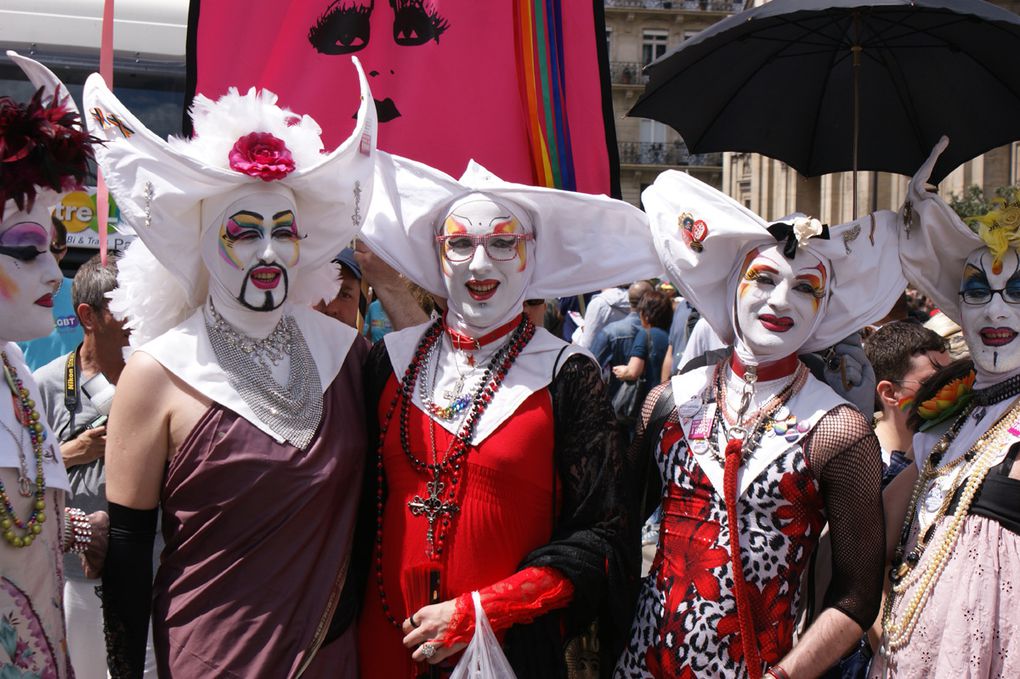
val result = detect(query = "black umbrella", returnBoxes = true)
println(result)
[631,0,1020,204]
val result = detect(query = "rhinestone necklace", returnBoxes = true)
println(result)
[204,304,323,449]
[206,300,292,371]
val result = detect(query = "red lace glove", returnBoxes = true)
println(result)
[440,566,574,646]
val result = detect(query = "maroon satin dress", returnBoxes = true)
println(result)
[152,343,366,678]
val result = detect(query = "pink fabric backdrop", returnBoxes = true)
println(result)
[190,1,614,194]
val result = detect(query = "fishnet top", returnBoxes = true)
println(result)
[637,382,885,630]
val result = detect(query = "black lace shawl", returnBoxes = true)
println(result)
[354,340,641,678]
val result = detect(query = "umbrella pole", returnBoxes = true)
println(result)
[852,11,861,219]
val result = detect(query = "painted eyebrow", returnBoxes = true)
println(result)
[444,215,470,233]
[963,263,989,284]
[272,210,295,222]
[229,210,264,223]
[747,263,779,274]
[488,216,515,228]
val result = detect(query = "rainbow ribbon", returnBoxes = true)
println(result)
[515,0,577,190]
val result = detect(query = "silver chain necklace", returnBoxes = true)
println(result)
[204,303,323,449]
[0,417,33,497]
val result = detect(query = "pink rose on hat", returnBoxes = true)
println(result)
[228,132,294,181]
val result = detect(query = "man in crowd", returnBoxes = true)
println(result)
[576,284,630,349]
[660,294,694,381]
[316,247,367,330]
[33,253,148,678]
[862,321,949,486]
[592,281,652,397]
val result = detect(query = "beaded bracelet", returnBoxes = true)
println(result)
[63,507,92,554]
[765,666,791,679]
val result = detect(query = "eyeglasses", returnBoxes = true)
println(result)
[435,233,533,262]
[959,286,1020,305]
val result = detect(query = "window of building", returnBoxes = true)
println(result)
[640,119,669,145]
[642,30,669,66]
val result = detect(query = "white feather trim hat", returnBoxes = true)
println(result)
[84,57,377,319]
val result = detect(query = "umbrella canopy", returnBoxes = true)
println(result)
[631,0,1020,184]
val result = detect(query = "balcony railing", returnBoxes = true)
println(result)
[619,141,722,167]
[605,0,742,11]
[610,61,648,85]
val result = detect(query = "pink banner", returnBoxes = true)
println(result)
[188,0,616,195]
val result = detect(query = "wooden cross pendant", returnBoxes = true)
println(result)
[407,476,459,559]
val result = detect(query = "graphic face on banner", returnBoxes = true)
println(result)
[192,0,610,192]
[208,192,302,313]
[309,1,450,124]
[0,203,62,343]
[960,247,1020,374]
[735,245,827,359]
[438,196,533,329]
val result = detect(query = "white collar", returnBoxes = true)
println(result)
[384,321,591,445]
[0,343,70,492]
[671,366,848,499]
[136,304,356,443]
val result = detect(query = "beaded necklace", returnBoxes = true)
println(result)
[706,360,809,464]
[419,338,482,420]
[0,351,48,549]
[373,314,535,628]
[881,393,1020,656]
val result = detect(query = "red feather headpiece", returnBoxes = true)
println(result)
[0,85,96,219]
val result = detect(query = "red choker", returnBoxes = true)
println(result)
[730,353,800,382]
[444,314,524,351]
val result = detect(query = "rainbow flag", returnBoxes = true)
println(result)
[187,0,618,196]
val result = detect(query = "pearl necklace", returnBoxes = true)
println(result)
[881,396,1020,655]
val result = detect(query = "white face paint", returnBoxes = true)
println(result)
[959,247,1020,375]
[0,203,62,343]
[734,244,827,360]
[203,190,302,314]
[437,196,533,330]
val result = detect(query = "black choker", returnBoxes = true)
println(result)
[973,373,1020,407]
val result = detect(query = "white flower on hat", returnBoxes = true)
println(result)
[793,216,824,249]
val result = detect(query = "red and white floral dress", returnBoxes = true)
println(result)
[616,363,884,679]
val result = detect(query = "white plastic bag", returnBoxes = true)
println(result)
[449,591,518,679]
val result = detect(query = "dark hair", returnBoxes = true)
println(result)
[906,358,975,432]
[638,290,673,330]
[864,320,947,385]
[50,215,67,247]
[72,252,120,312]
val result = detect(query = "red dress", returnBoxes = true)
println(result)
[358,375,557,678]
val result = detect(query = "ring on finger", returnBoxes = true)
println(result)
[409,614,420,629]
[420,642,439,659]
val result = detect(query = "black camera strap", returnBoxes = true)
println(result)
[64,344,82,438]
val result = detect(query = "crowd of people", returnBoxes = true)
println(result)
[1,51,1017,679]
